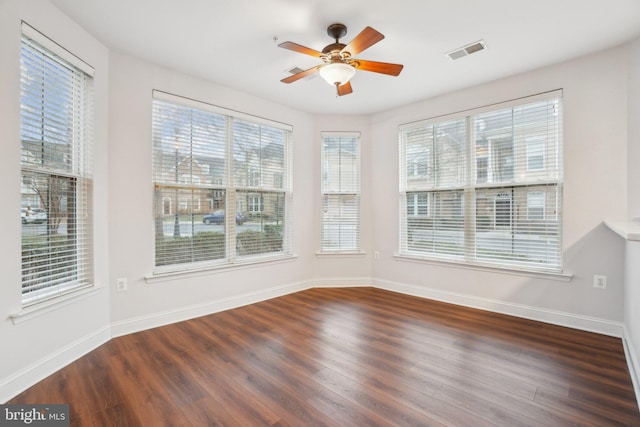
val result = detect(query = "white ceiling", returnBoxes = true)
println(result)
[51,0,640,115]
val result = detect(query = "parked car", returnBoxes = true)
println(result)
[31,208,47,223]
[202,210,247,225]
[21,207,47,224]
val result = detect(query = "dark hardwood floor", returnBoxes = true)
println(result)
[9,287,640,426]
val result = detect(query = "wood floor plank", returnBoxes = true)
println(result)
[8,287,640,426]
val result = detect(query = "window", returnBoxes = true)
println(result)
[152,91,291,272]
[20,23,95,305]
[247,194,263,213]
[527,137,545,171]
[321,132,360,252]
[400,92,563,272]
[527,191,545,220]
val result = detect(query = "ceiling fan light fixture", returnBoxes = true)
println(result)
[319,63,356,86]
[278,24,402,96]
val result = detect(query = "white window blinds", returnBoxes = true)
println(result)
[321,132,361,252]
[400,92,563,272]
[152,92,291,272]
[20,23,95,305]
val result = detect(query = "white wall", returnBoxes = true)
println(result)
[370,46,629,333]
[624,37,640,400]
[0,0,111,402]
[107,52,318,335]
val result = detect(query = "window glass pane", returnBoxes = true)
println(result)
[233,120,286,189]
[405,191,465,257]
[322,136,360,193]
[21,48,75,172]
[236,191,285,256]
[152,101,227,186]
[434,119,467,188]
[404,126,433,189]
[154,187,226,266]
[475,186,560,269]
[322,194,359,251]
[475,108,513,184]
[22,174,76,290]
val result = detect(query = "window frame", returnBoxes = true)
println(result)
[19,23,95,306]
[151,91,292,275]
[399,90,563,274]
[320,131,362,253]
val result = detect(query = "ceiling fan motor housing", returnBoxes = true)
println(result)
[327,23,347,41]
[323,24,350,61]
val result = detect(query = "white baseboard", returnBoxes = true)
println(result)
[110,280,312,338]
[622,326,640,411]
[0,325,111,403]
[312,277,373,288]
[372,278,624,338]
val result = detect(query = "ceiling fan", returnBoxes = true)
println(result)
[278,23,404,96]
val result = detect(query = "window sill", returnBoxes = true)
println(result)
[604,219,640,241]
[394,254,572,282]
[145,254,298,284]
[315,251,367,258]
[10,284,104,325]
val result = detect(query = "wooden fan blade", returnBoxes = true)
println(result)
[280,65,321,84]
[337,81,353,96]
[341,26,384,57]
[278,41,324,58]
[352,59,403,76]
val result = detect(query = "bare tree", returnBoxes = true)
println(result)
[25,172,71,235]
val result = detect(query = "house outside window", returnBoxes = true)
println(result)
[400,91,563,272]
[20,24,95,305]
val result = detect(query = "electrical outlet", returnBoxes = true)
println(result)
[116,277,128,292]
[593,275,607,289]
[374,251,380,260]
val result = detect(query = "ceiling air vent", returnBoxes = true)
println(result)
[286,66,317,81]
[447,40,486,60]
